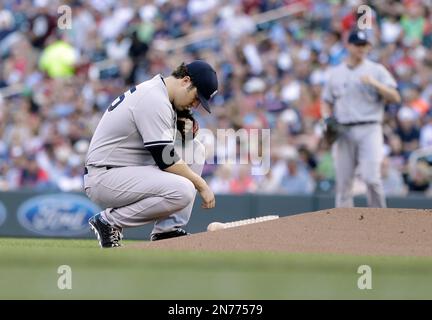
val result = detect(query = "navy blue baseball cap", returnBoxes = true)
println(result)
[348,30,370,45]
[186,60,218,113]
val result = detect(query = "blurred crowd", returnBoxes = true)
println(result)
[0,0,431,196]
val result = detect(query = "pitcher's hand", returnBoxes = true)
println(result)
[199,186,215,209]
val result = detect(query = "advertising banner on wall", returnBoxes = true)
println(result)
[16,194,101,237]
[0,192,105,238]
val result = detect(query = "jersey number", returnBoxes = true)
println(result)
[108,86,137,112]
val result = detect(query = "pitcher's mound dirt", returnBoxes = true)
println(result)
[132,208,432,257]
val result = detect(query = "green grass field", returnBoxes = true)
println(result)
[0,238,431,299]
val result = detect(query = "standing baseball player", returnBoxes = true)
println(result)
[84,60,218,247]
[321,29,401,208]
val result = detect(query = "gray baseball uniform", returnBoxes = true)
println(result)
[84,75,205,235]
[322,59,397,207]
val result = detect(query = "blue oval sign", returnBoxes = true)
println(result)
[17,194,101,236]
[0,201,6,227]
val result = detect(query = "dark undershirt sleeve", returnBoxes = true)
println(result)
[146,144,180,170]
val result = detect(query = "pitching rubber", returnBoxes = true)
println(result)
[207,215,279,231]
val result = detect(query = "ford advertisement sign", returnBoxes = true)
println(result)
[0,201,6,227]
[17,194,101,236]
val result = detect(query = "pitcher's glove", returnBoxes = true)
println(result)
[177,110,199,141]
[323,116,342,145]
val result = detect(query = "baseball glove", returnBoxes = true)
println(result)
[176,110,199,141]
[323,116,343,145]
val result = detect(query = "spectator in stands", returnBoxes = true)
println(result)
[381,157,407,196]
[209,164,232,194]
[229,165,257,194]
[419,114,432,149]
[395,106,420,159]
[407,161,431,194]
[19,154,49,189]
[280,158,315,194]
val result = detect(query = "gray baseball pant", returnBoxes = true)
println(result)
[333,123,386,208]
[83,139,205,236]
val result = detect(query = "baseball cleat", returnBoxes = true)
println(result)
[150,228,190,241]
[88,213,123,248]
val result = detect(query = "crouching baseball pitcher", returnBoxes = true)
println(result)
[84,60,218,247]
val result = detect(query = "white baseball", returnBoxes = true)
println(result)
[207,222,225,232]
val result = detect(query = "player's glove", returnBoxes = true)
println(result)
[176,110,199,141]
[322,116,342,145]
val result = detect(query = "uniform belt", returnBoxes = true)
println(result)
[84,166,115,175]
[340,121,378,126]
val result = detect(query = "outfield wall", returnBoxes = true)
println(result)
[0,191,430,240]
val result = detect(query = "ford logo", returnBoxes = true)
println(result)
[0,201,6,227]
[17,194,101,236]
